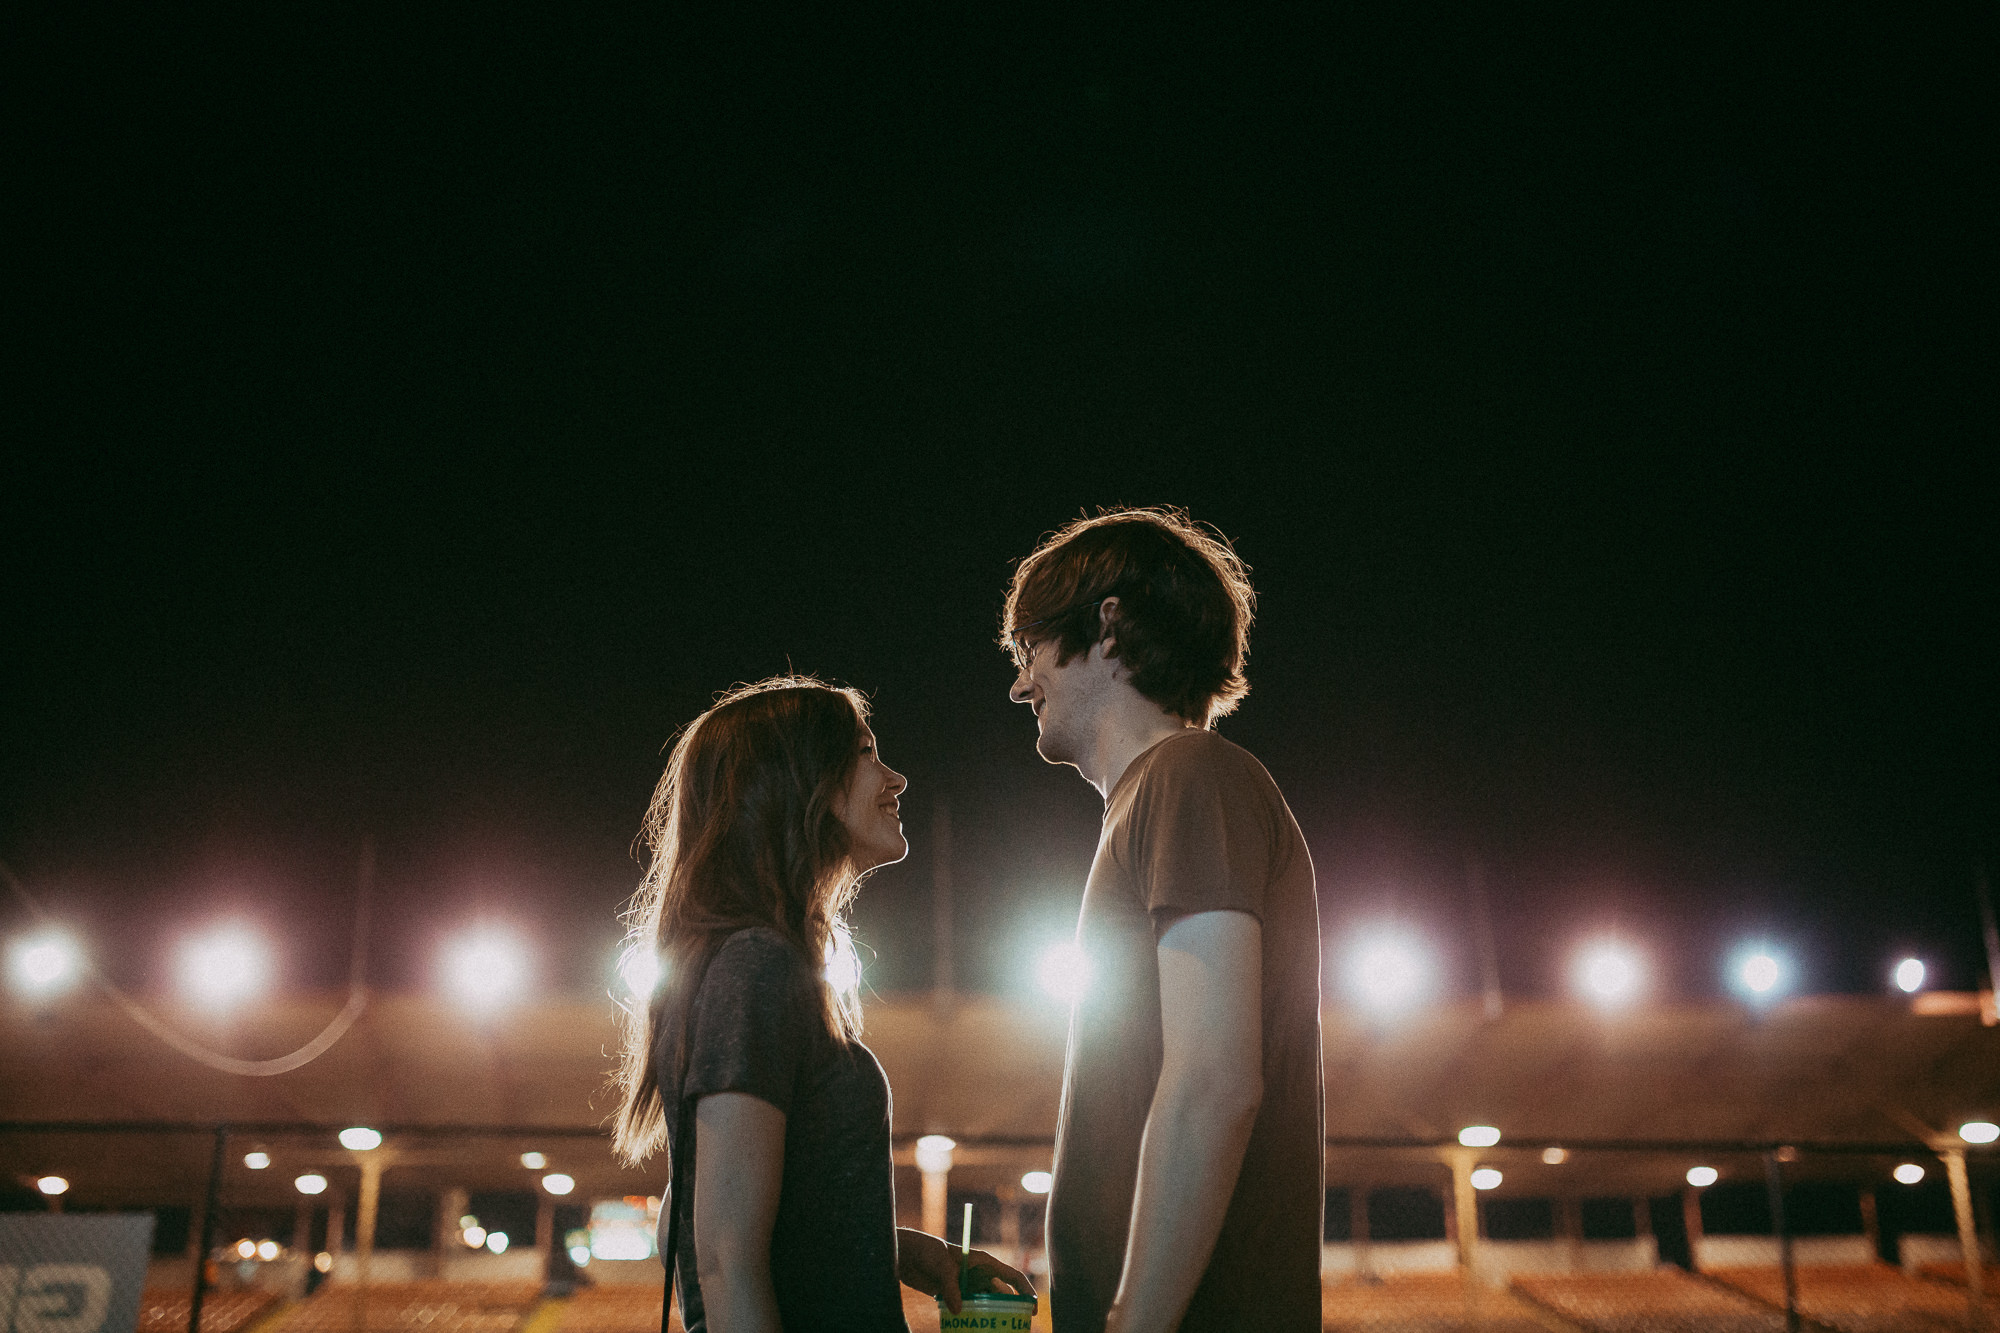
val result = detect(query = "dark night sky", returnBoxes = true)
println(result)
[4,9,1993,1010]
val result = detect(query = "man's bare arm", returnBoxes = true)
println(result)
[692,1091,786,1333]
[1107,909,1263,1333]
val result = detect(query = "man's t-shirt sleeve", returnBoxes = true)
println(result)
[681,929,811,1115]
[1129,738,1282,926]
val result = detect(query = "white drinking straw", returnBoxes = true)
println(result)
[962,1200,974,1255]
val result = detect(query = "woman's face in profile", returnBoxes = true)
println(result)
[835,724,908,873]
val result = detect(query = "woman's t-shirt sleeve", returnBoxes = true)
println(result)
[681,930,813,1115]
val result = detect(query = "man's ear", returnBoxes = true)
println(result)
[1096,596,1122,662]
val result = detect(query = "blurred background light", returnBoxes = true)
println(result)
[914,1135,956,1174]
[1959,1122,1999,1144]
[7,931,82,1001]
[1542,1148,1568,1165]
[1573,939,1644,1007]
[295,1174,327,1195]
[1458,1126,1501,1148]
[1686,1166,1719,1188]
[177,924,271,1012]
[1344,929,1432,1015]
[243,1152,270,1170]
[235,1240,256,1259]
[824,927,861,995]
[339,1127,382,1151]
[485,1232,509,1254]
[461,1226,486,1249]
[36,1176,69,1196]
[442,927,529,1013]
[520,1152,546,1169]
[542,1173,575,1195]
[256,1241,280,1261]
[1730,946,1786,1000]
[618,946,661,1001]
[1035,941,1092,1004]
[1470,1168,1502,1190]
[1893,1163,1926,1185]
[1894,958,1926,993]
[1021,1171,1052,1195]
[313,1253,332,1274]
[568,1245,591,1266]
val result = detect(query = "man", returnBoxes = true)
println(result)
[1003,508,1324,1332]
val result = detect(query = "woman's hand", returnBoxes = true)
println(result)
[895,1228,1035,1314]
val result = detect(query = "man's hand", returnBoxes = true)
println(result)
[896,1227,1035,1313]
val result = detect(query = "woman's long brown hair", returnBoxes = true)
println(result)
[610,676,869,1165]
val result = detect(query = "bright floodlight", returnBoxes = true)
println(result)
[915,1135,956,1174]
[568,1245,591,1266]
[824,927,861,995]
[1893,1163,1926,1185]
[1734,949,1784,998]
[1458,1126,1501,1148]
[461,1226,487,1249]
[235,1240,256,1259]
[485,1231,509,1254]
[443,928,529,1012]
[1959,1121,1999,1144]
[1036,941,1092,1004]
[244,1152,270,1170]
[542,1173,575,1196]
[1686,1166,1719,1188]
[1470,1168,1502,1191]
[1542,1148,1568,1165]
[256,1241,280,1261]
[8,931,82,1000]
[520,1152,547,1169]
[36,1177,69,1196]
[1345,930,1432,1015]
[177,924,271,1012]
[618,945,661,1001]
[1574,939,1644,1007]
[1894,958,1926,993]
[1021,1171,1053,1195]
[338,1127,382,1151]
[295,1174,327,1195]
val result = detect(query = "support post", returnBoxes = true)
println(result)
[1448,1150,1480,1281]
[536,1194,556,1257]
[188,1125,227,1333]
[437,1187,468,1275]
[352,1152,382,1333]
[997,1184,1021,1270]
[1559,1197,1582,1273]
[1352,1187,1372,1280]
[1946,1147,1984,1304]
[1682,1187,1705,1272]
[1765,1152,1798,1333]
[293,1199,313,1257]
[1858,1187,1879,1263]
[326,1193,346,1260]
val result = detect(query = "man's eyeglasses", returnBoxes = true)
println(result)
[1006,597,1107,668]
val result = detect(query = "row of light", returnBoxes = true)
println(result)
[0,921,1945,1015]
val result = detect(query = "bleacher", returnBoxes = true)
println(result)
[138,1289,281,1333]
[1514,1270,1790,1333]
[1319,1272,1550,1332]
[1707,1265,1981,1333]
[266,1281,543,1333]
[550,1286,678,1333]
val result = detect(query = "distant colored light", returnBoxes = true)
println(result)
[1458,1126,1501,1148]
[244,1152,270,1170]
[1893,1163,1926,1185]
[1036,941,1092,1004]
[521,1152,547,1169]
[460,1215,478,1230]
[461,1226,487,1249]
[1345,930,1432,1015]
[178,924,272,1012]
[295,1174,327,1196]
[1959,1122,1999,1145]
[485,1231,509,1255]
[36,1176,69,1196]
[618,946,662,1001]
[256,1241,280,1261]
[542,1173,575,1196]
[1470,1168,1502,1191]
[568,1245,591,1267]
[1021,1171,1053,1195]
[1894,958,1926,994]
[8,931,83,1000]
[1686,1166,1719,1188]
[1737,951,1782,996]
[339,1127,382,1151]
[1574,940,1644,1007]
[313,1253,333,1274]
[824,927,861,995]
[235,1239,256,1260]
[915,1135,957,1174]
[1542,1148,1568,1165]
[442,928,530,1012]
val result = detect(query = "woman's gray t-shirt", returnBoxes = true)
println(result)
[658,927,907,1333]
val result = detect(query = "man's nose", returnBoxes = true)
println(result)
[1009,670,1034,703]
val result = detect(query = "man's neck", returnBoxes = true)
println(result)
[1079,696,1199,800]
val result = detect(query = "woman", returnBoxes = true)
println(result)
[612,676,1030,1333]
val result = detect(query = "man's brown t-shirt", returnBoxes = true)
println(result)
[1048,729,1324,1332]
